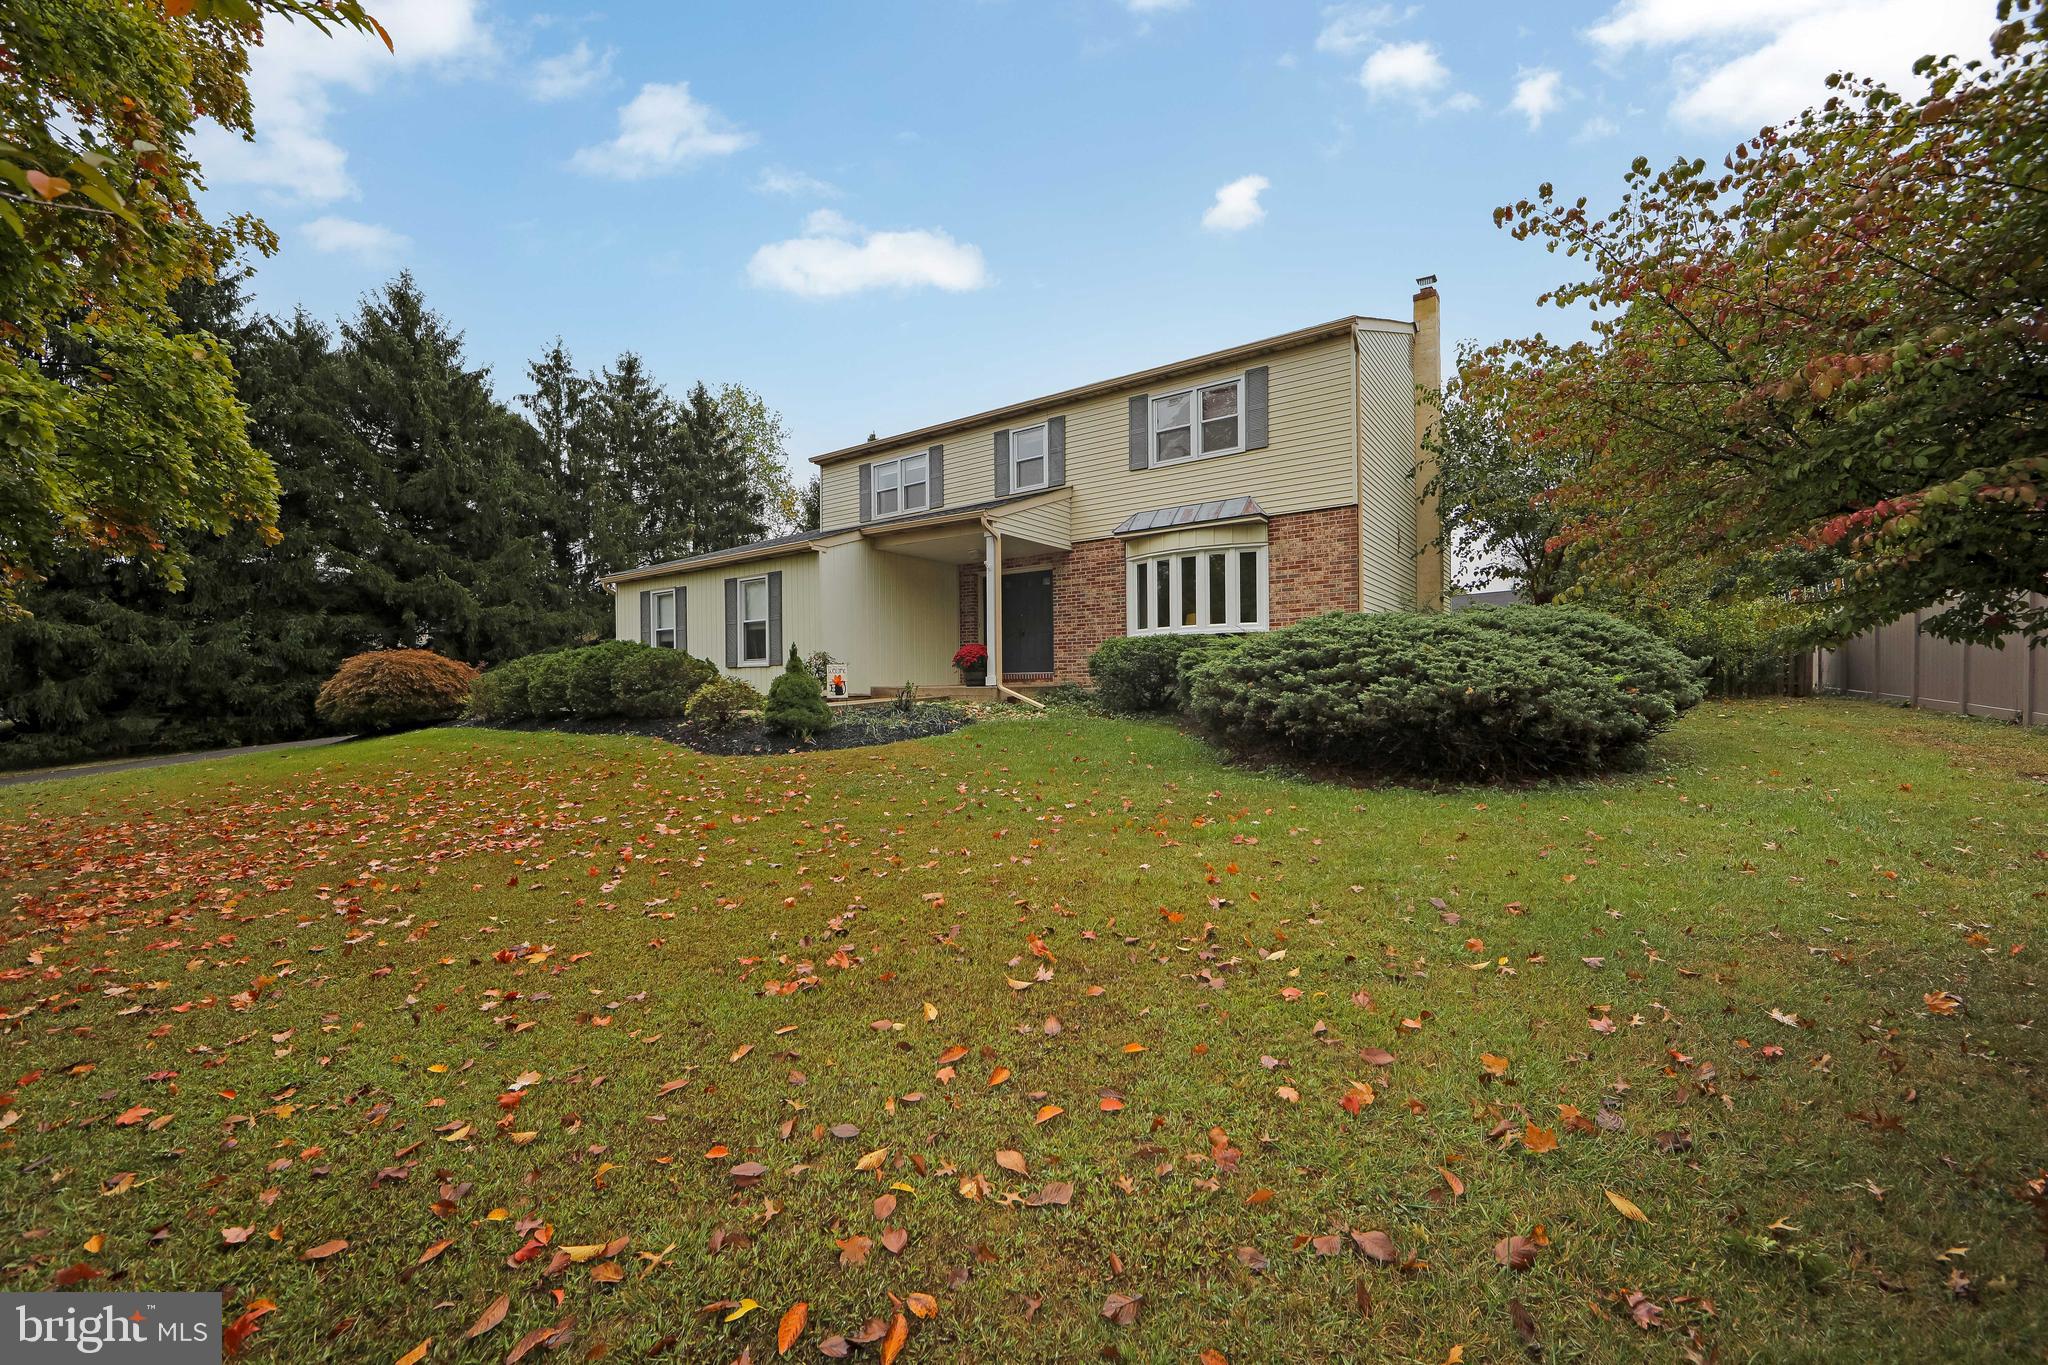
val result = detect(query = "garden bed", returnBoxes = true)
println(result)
[463,702,973,755]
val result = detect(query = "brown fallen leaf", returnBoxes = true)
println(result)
[1494,1234,1539,1271]
[221,1226,255,1246]
[301,1238,348,1261]
[873,1194,897,1220]
[1605,1189,1649,1223]
[1235,1245,1268,1273]
[1351,1229,1397,1264]
[880,1227,909,1255]
[1436,1165,1466,1197]
[881,1312,908,1365]
[837,1234,873,1266]
[505,1315,574,1364]
[463,1293,509,1340]
[1101,1293,1142,1326]
[906,1292,937,1320]
[995,1149,1028,1175]
[1522,1124,1559,1154]
[1509,1298,1540,1354]
[777,1301,807,1355]
[223,1298,277,1358]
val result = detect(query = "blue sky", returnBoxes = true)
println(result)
[198,0,2003,476]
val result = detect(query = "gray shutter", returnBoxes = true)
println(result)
[859,463,873,524]
[767,570,784,662]
[638,589,651,644]
[928,445,944,509]
[1047,416,1066,487]
[723,577,739,668]
[676,586,686,653]
[993,429,1011,498]
[1244,366,1270,451]
[1127,394,1149,471]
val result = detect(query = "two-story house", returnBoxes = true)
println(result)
[602,279,1444,698]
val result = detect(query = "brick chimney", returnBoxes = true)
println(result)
[1410,275,1445,609]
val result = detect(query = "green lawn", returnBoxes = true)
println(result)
[1,701,2043,1363]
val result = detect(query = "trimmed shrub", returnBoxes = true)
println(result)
[1185,607,1705,780]
[684,676,764,729]
[562,640,644,718]
[764,644,834,739]
[1088,633,1246,714]
[615,650,718,718]
[315,650,477,733]
[525,650,580,718]
[468,652,555,722]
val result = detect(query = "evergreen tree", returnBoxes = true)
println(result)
[676,381,766,556]
[520,339,592,575]
[586,353,673,575]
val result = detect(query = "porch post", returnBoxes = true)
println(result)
[986,529,1004,688]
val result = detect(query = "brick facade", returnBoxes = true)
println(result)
[958,504,1362,685]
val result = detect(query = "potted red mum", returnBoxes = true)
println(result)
[953,642,989,686]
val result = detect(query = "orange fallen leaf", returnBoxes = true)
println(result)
[464,1293,509,1340]
[1605,1189,1649,1223]
[777,1301,808,1355]
[881,1311,908,1365]
[987,1066,1011,1087]
[301,1239,348,1260]
[1522,1124,1559,1154]
[394,1338,431,1365]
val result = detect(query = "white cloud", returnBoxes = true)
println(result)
[1587,0,2001,129]
[1359,41,1449,99]
[1202,174,1269,232]
[755,166,841,199]
[529,40,612,101]
[1124,0,1191,11]
[1576,114,1620,141]
[570,81,756,179]
[1315,3,1396,57]
[1509,68,1563,129]
[193,0,491,202]
[303,215,411,264]
[747,212,990,299]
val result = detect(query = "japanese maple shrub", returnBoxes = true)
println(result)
[1184,607,1704,780]
[764,644,834,739]
[315,650,478,733]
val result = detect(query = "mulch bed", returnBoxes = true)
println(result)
[463,705,974,756]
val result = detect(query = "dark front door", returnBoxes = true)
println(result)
[1001,570,1054,675]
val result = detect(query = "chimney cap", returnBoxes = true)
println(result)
[1415,274,1438,288]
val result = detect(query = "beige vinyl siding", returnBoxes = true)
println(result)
[989,492,1073,551]
[1120,519,1268,557]
[1356,328,1416,611]
[611,551,821,689]
[818,334,1360,541]
[817,540,960,695]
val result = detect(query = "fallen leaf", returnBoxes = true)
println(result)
[464,1294,509,1340]
[1605,1190,1649,1223]
[777,1301,807,1355]
[1101,1293,1141,1326]
[394,1339,431,1365]
[302,1239,349,1261]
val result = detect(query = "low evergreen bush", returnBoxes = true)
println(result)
[614,649,718,718]
[468,652,555,722]
[684,676,763,729]
[525,651,580,717]
[764,644,834,739]
[562,640,644,717]
[314,650,477,733]
[1185,607,1704,780]
[1087,634,1244,714]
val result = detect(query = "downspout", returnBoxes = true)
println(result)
[978,514,1044,711]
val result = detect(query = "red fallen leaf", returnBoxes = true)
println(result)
[906,1293,937,1320]
[935,1045,969,1065]
[777,1301,807,1355]
[1201,1352,1229,1365]
[1436,1165,1466,1198]
[464,1293,509,1339]
[1351,1229,1397,1264]
[1509,1298,1540,1351]
[301,1238,348,1260]
[52,1263,101,1287]
[1494,1234,1539,1270]
[506,1314,575,1363]
[223,1299,278,1358]
[1101,1293,1142,1326]
[113,1104,153,1126]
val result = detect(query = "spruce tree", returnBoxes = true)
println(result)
[677,381,767,555]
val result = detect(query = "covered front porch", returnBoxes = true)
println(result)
[855,488,1073,705]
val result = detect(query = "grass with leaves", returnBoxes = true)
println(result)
[0,699,2043,1363]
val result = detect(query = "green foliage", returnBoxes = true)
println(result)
[763,644,834,738]
[1185,608,1705,780]
[0,0,382,617]
[1476,9,2048,644]
[313,649,476,733]
[685,676,764,729]
[561,640,643,718]
[1088,634,1244,714]
[467,652,556,723]
[614,650,717,719]
[525,652,579,718]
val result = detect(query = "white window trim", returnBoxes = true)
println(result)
[1150,375,1245,467]
[1125,544,1268,637]
[1009,422,1050,494]
[738,574,771,665]
[870,452,930,519]
[651,588,679,650]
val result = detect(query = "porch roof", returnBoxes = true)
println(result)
[1111,496,1266,537]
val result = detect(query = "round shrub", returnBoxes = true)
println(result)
[525,651,580,717]
[764,645,834,739]
[315,649,477,733]
[1088,634,1244,714]
[615,650,718,718]
[561,640,645,718]
[1184,607,1705,780]
[468,652,553,722]
[684,676,764,729]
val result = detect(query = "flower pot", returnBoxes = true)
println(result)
[961,668,987,688]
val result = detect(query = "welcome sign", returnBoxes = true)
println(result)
[5,1294,220,1363]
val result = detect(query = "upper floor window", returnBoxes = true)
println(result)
[739,574,770,664]
[1151,378,1242,465]
[872,452,929,518]
[1010,423,1049,492]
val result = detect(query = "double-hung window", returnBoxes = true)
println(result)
[1009,423,1049,493]
[1128,545,1266,636]
[1150,377,1242,465]
[651,588,678,650]
[739,575,770,664]
[871,452,930,518]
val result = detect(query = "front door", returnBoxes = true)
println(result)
[1001,570,1054,675]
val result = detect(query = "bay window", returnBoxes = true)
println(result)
[1126,545,1266,636]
